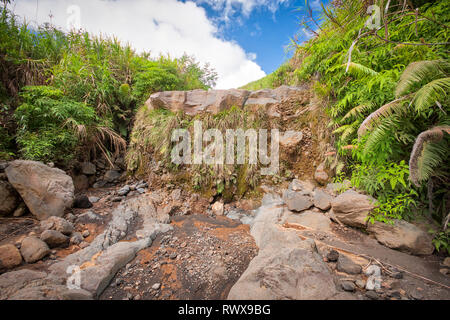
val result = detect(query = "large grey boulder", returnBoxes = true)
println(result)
[40,230,69,248]
[228,195,341,300]
[285,211,332,233]
[331,190,376,228]
[367,220,434,255]
[5,161,74,220]
[284,190,313,213]
[0,180,20,216]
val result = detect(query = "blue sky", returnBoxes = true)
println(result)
[195,0,327,74]
[11,0,327,88]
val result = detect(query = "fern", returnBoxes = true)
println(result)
[396,60,449,97]
[412,77,450,112]
[344,62,378,78]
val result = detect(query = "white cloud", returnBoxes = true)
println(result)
[10,0,266,89]
[195,0,289,22]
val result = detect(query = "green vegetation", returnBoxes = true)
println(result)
[245,0,449,252]
[0,3,216,165]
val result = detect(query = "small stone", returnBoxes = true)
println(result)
[12,203,27,217]
[82,230,90,238]
[365,291,379,300]
[73,195,93,209]
[136,188,146,194]
[70,232,84,245]
[117,185,131,196]
[326,249,339,262]
[40,230,69,248]
[341,281,355,292]
[169,252,177,260]
[134,294,141,300]
[443,257,450,268]
[391,271,403,279]
[88,196,100,203]
[439,268,449,276]
[212,202,224,216]
[152,283,161,290]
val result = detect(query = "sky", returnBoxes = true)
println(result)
[9,0,326,89]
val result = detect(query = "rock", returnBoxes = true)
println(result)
[0,244,22,270]
[0,180,20,216]
[93,180,107,189]
[212,202,224,216]
[228,197,340,300]
[365,291,379,300]
[89,196,100,204]
[326,249,339,262]
[314,162,329,185]
[117,185,130,196]
[285,211,332,233]
[439,268,449,276]
[104,170,121,183]
[365,265,382,291]
[443,257,450,268]
[285,192,313,212]
[152,283,161,290]
[40,230,69,248]
[336,255,362,274]
[70,232,84,245]
[112,197,123,202]
[331,190,375,228]
[356,279,366,289]
[40,216,74,236]
[313,189,333,211]
[76,211,102,224]
[136,188,146,194]
[73,195,93,209]
[20,237,50,263]
[289,179,315,193]
[12,202,27,217]
[73,174,89,192]
[341,281,356,292]
[367,220,434,255]
[279,131,303,149]
[0,161,9,171]
[147,89,250,115]
[81,162,96,175]
[5,160,74,220]
[82,230,90,238]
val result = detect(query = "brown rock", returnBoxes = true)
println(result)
[331,190,375,228]
[0,244,22,270]
[40,230,69,248]
[20,237,50,263]
[0,180,20,216]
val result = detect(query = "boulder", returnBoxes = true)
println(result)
[147,89,249,116]
[40,216,74,236]
[245,89,278,109]
[336,254,362,274]
[0,244,22,270]
[284,190,313,212]
[331,190,375,228]
[40,230,69,248]
[104,170,121,183]
[5,160,74,220]
[20,237,50,263]
[81,162,96,175]
[314,162,329,185]
[313,189,333,211]
[0,180,20,216]
[367,220,434,255]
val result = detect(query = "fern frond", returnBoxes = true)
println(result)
[409,126,450,187]
[343,62,378,78]
[412,77,450,112]
[358,95,410,136]
[342,103,373,123]
[396,60,449,97]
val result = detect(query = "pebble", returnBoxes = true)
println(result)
[326,249,339,262]
[365,291,379,300]
[82,230,90,238]
[341,281,356,292]
[152,283,161,290]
